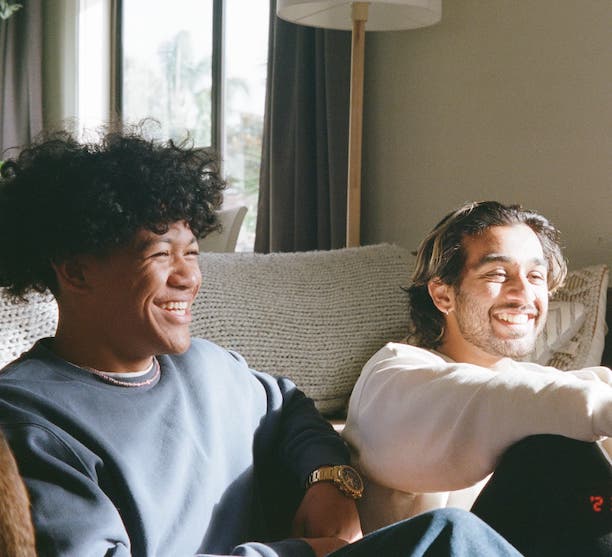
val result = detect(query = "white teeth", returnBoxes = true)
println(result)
[159,301,188,314]
[497,313,530,324]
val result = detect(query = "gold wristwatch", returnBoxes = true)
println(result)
[306,465,364,499]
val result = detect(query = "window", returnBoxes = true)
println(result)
[121,1,214,145]
[78,0,269,251]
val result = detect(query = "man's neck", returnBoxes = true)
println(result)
[435,339,505,368]
[52,327,153,373]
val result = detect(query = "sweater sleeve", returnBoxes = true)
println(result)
[232,351,351,485]
[342,343,612,494]
[269,374,351,483]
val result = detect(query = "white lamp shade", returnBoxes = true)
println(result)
[277,0,442,31]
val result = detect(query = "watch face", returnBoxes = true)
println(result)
[339,466,364,493]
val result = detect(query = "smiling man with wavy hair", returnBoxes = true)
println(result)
[344,201,612,557]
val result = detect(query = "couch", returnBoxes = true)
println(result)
[1,243,609,414]
[0,244,609,530]
[193,244,609,412]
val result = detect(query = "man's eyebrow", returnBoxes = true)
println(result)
[134,235,198,252]
[133,237,171,251]
[473,254,548,268]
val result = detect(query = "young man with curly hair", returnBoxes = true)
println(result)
[0,132,523,556]
[343,201,612,556]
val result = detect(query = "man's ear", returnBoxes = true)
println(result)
[427,278,454,315]
[51,257,91,293]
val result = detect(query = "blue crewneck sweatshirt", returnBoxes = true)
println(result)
[0,338,349,556]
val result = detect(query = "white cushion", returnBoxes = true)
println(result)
[529,301,586,365]
[546,265,609,369]
[193,244,414,415]
[0,292,58,369]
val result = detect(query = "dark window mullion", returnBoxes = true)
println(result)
[110,0,123,120]
[211,0,224,159]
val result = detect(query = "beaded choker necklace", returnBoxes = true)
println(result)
[80,358,161,388]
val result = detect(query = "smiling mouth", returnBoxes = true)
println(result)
[496,312,535,325]
[158,301,189,316]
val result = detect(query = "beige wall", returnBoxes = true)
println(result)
[362,0,612,271]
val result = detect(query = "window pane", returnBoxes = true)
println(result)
[122,0,268,251]
[122,0,213,146]
[78,0,111,133]
[224,2,269,251]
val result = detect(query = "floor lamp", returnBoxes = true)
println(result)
[276,0,442,247]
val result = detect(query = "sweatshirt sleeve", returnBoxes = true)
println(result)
[342,343,612,494]
[237,351,350,485]
[269,374,351,483]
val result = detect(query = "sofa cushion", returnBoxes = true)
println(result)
[0,292,58,369]
[193,244,413,416]
[529,301,586,365]
[547,265,609,370]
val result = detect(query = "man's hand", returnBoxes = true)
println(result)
[292,482,363,557]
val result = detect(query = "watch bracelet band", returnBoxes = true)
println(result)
[309,467,336,483]
[306,465,364,499]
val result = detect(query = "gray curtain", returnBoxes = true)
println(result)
[255,3,351,253]
[0,0,43,156]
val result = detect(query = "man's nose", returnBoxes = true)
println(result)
[168,258,200,288]
[506,274,535,304]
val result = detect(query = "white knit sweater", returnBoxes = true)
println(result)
[342,343,612,530]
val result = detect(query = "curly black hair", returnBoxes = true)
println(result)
[0,124,225,299]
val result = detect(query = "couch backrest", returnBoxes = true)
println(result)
[193,244,414,416]
[192,253,608,416]
[0,292,58,371]
[0,246,606,418]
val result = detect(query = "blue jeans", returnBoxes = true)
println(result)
[329,508,522,557]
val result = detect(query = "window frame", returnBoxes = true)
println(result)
[110,0,226,158]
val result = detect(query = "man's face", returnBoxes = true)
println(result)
[439,224,549,366]
[83,221,202,369]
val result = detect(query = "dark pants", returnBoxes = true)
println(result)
[472,434,612,556]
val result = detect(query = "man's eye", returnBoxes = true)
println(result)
[529,272,546,283]
[151,251,169,258]
[186,249,200,257]
[486,272,507,281]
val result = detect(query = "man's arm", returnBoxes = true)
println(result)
[250,369,363,555]
[292,482,362,556]
[343,343,612,494]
